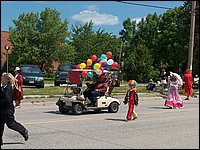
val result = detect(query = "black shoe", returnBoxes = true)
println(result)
[23,129,29,141]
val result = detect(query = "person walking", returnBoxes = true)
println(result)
[1,73,28,146]
[13,67,24,108]
[183,69,193,100]
[123,80,139,121]
[160,69,167,94]
[164,72,184,109]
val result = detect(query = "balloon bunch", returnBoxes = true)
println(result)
[76,51,119,78]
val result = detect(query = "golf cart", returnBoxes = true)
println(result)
[56,69,121,115]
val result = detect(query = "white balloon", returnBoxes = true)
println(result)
[96,69,102,75]
[107,59,114,65]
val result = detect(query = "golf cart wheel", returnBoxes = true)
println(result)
[72,103,83,115]
[58,102,69,114]
[108,102,119,113]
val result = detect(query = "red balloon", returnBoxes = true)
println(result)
[100,67,104,72]
[106,51,112,58]
[91,55,97,61]
[82,71,88,77]
[112,62,119,68]
[85,65,89,69]
[76,64,80,69]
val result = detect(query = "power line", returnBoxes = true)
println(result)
[116,1,172,10]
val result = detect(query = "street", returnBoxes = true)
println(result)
[1,96,199,149]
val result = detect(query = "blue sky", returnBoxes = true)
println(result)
[1,1,184,37]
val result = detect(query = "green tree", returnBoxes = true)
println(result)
[124,41,157,83]
[70,21,121,65]
[136,13,161,68]
[9,7,72,71]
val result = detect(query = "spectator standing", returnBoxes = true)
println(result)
[13,67,24,108]
[193,75,199,89]
[160,69,167,94]
[183,70,193,100]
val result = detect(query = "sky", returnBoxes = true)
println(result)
[1,1,184,37]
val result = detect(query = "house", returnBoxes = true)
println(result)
[1,31,13,72]
[1,31,59,73]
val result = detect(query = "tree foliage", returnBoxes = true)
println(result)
[120,1,199,81]
[9,7,72,71]
[70,21,121,64]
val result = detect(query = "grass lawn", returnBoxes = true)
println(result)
[23,83,199,97]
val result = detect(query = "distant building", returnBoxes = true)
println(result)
[1,31,13,72]
[1,31,60,73]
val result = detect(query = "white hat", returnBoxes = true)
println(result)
[14,67,20,71]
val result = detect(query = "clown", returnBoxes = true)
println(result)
[183,70,193,100]
[123,80,139,121]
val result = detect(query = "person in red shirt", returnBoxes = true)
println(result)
[13,67,24,108]
[123,80,139,121]
[88,73,109,106]
[183,69,193,100]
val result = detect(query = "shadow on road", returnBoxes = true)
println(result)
[44,110,109,116]
[105,118,127,122]
[148,106,172,109]
[2,142,24,145]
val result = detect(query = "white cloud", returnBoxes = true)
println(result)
[71,10,119,26]
[84,5,98,11]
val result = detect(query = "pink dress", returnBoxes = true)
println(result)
[164,80,184,109]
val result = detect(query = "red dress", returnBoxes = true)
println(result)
[14,73,24,104]
[183,70,193,97]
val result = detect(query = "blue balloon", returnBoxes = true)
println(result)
[100,54,107,60]
[96,58,101,63]
[102,62,108,68]
[88,72,93,78]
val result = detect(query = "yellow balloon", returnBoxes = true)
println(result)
[94,63,100,70]
[80,63,86,69]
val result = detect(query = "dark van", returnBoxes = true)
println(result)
[54,64,76,86]
[20,64,44,88]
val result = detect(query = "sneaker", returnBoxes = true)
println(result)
[132,116,137,120]
[185,97,189,100]
[15,106,21,109]
[23,129,29,141]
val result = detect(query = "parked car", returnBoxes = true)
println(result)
[19,64,44,88]
[54,64,76,86]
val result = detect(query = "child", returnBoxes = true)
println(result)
[123,80,139,121]
[146,79,156,91]
[164,73,184,109]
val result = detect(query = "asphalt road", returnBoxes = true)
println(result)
[1,96,199,149]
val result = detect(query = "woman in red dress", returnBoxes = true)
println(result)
[14,67,24,108]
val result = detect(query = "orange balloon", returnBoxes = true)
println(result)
[87,59,93,66]
[99,60,104,65]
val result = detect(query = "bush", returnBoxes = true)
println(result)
[44,72,55,78]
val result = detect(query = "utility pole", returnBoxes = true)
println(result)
[187,1,196,74]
